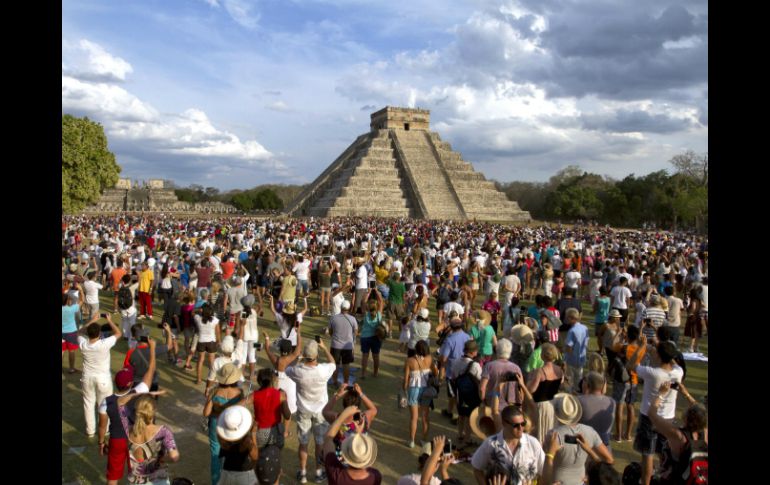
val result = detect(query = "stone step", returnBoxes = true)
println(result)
[342,167,400,179]
[451,180,497,190]
[339,186,408,198]
[357,158,398,169]
[325,196,411,208]
[323,207,414,218]
[369,138,392,149]
[465,211,531,222]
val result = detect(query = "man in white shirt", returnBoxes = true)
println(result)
[285,339,337,484]
[564,264,582,294]
[331,280,353,316]
[609,276,633,326]
[353,258,369,316]
[625,336,683,485]
[293,255,312,297]
[471,405,544,485]
[83,271,104,320]
[78,313,121,438]
[663,286,684,346]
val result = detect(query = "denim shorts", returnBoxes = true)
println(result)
[407,386,431,406]
[612,382,638,404]
[634,413,668,456]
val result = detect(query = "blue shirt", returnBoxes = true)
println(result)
[62,304,80,333]
[440,330,471,379]
[239,251,249,263]
[565,322,589,367]
[360,311,382,339]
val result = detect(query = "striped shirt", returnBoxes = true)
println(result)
[642,307,667,328]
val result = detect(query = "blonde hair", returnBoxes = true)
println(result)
[131,395,156,440]
[541,343,559,362]
[211,281,222,296]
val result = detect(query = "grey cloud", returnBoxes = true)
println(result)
[580,109,693,134]
[360,105,378,111]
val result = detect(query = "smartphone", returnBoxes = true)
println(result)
[139,336,149,343]
[564,435,578,444]
[253,342,263,351]
[100,313,108,318]
[353,412,362,422]
[443,439,454,454]
[241,311,249,319]
[346,385,355,392]
[670,381,680,390]
[368,280,376,289]
[315,335,321,343]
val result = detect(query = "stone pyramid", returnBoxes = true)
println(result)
[286,107,531,222]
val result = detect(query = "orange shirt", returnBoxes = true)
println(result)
[625,343,646,385]
[221,261,235,281]
[111,268,127,291]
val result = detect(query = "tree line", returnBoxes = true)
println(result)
[495,152,708,231]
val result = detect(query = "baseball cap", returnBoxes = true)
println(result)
[115,368,134,389]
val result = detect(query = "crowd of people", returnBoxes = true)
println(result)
[62,215,708,485]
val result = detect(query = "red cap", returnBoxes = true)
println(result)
[115,368,134,389]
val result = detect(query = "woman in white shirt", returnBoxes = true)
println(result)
[194,303,221,385]
[239,294,259,381]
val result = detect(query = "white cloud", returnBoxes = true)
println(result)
[202,0,260,29]
[62,39,282,183]
[62,39,133,82]
[265,101,292,112]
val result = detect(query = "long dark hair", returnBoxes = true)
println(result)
[201,303,214,323]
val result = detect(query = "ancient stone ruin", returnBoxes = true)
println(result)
[85,179,238,214]
[286,107,531,222]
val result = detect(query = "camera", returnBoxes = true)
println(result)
[101,313,108,319]
[353,412,362,422]
[670,381,680,390]
[315,335,321,343]
[368,280,376,289]
[564,435,578,444]
[346,385,355,392]
[443,439,454,454]
[241,311,249,319]
[502,371,520,382]
[253,342,263,351]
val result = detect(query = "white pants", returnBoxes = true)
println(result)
[81,374,113,435]
[121,311,137,336]
[544,280,553,297]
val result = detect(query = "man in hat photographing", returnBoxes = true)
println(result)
[286,338,337,483]
[471,405,544,485]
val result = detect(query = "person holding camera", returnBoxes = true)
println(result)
[239,367,292,449]
[322,405,383,485]
[238,294,260,382]
[360,287,386,380]
[78,312,121,438]
[204,335,245,397]
[397,434,455,485]
[285,338,337,483]
[544,393,614,484]
[322,382,378,451]
[125,322,173,392]
[625,334,683,485]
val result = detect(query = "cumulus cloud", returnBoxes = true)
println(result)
[62,39,133,83]
[62,39,282,184]
[202,0,260,29]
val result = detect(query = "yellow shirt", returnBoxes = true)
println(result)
[139,269,154,293]
[374,266,389,285]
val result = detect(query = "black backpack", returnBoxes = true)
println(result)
[609,350,631,383]
[118,287,133,310]
[454,361,481,411]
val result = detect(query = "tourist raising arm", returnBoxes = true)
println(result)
[420,435,454,485]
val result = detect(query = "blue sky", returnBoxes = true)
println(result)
[63,0,708,191]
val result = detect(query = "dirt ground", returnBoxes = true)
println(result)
[62,291,707,484]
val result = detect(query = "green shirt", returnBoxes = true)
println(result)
[524,346,544,373]
[387,279,406,305]
[469,324,495,356]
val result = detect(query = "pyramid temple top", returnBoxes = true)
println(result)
[370,106,430,132]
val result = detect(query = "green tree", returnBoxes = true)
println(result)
[230,192,255,211]
[62,115,121,213]
[253,189,284,210]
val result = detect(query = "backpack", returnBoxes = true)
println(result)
[454,361,481,411]
[118,287,133,310]
[609,351,630,383]
[682,431,708,485]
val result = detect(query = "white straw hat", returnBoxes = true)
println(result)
[216,405,253,442]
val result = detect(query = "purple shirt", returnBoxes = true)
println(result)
[481,359,522,411]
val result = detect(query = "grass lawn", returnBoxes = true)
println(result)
[62,290,707,484]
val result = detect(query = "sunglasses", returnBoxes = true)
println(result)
[505,420,527,429]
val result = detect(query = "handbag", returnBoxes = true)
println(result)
[397,389,408,409]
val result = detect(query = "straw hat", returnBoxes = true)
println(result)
[608,309,622,319]
[510,324,535,345]
[216,405,253,442]
[217,363,240,385]
[473,310,492,326]
[282,302,296,315]
[469,405,500,440]
[553,393,583,426]
[340,432,378,469]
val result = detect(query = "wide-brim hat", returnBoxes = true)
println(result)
[217,362,241,385]
[469,405,500,440]
[282,302,296,314]
[473,309,492,326]
[216,405,253,442]
[340,432,378,469]
[608,309,622,319]
[553,393,583,426]
[241,294,255,307]
[510,324,535,345]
